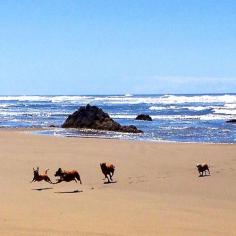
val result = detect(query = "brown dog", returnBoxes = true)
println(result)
[31,167,53,184]
[100,163,115,183]
[54,168,82,184]
[196,163,210,176]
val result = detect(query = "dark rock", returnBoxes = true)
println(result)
[62,104,143,133]
[226,119,236,123]
[135,114,152,121]
[49,124,57,128]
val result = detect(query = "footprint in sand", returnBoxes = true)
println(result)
[128,176,147,184]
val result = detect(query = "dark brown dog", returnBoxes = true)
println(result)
[31,167,53,184]
[54,168,82,184]
[196,163,210,176]
[100,163,115,183]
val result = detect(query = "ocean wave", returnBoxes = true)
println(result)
[110,114,136,119]
[0,95,93,103]
[158,94,236,104]
[183,106,210,111]
[125,93,133,97]
[1,94,236,105]
[0,104,15,108]
[158,114,233,121]
[149,105,210,111]
[0,111,70,117]
[223,103,236,109]
[93,94,236,105]
[0,96,50,102]
[50,96,93,103]
[149,106,166,110]
[213,108,236,115]
[110,113,232,121]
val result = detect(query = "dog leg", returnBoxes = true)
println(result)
[76,176,82,184]
[109,173,113,181]
[54,179,62,184]
[106,175,111,183]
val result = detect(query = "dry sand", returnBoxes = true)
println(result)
[0,129,235,236]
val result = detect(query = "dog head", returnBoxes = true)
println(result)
[196,164,203,172]
[100,163,106,169]
[33,167,39,177]
[55,168,63,177]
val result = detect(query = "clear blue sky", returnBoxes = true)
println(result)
[0,0,236,95]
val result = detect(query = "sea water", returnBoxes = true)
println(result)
[0,94,235,143]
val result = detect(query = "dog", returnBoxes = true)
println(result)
[100,163,115,183]
[31,167,53,184]
[196,163,210,176]
[54,168,82,184]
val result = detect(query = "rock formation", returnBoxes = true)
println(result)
[62,104,143,133]
[226,119,236,123]
[135,114,152,121]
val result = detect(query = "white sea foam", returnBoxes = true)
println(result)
[0,95,93,103]
[0,104,14,108]
[223,103,236,109]
[1,94,236,105]
[213,108,236,115]
[0,111,70,117]
[125,93,133,97]
[149,106,166,110]
[50,96,93,103]
[94,94,236,105]
[149,105,210,111]
[0,96,50,102]
[158,94,236,104]
[110,113,233,121]
[183,106,210,111]
[198,114,232,120]
[110,114,136,119]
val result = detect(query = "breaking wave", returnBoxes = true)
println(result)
[0,94,235,105]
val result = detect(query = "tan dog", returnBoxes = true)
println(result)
[100,163,115,183]
[31,167,53,184]
[54,168,82,184]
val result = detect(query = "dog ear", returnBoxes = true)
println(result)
[37,167,39,171]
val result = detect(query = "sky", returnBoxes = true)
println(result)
[0,0,236,95]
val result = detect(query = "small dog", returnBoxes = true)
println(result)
[54,168,82,184]
[100,163,115,183]
[196,163,210,176]
[31,167,53,184]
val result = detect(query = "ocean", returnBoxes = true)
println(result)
[0,94,235,143]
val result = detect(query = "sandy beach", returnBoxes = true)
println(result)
[0,129,235,236]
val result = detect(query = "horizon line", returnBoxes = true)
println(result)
[0,92,236,96]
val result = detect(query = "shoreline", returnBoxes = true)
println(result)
[0,129,236,235]
[2,127,236,145]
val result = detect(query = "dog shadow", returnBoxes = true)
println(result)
[199,174,211,177]
[54,190,83,194]
[32,187,53,191]
[104,180,117,184]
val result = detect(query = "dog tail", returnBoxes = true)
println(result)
[45,169,49,174]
